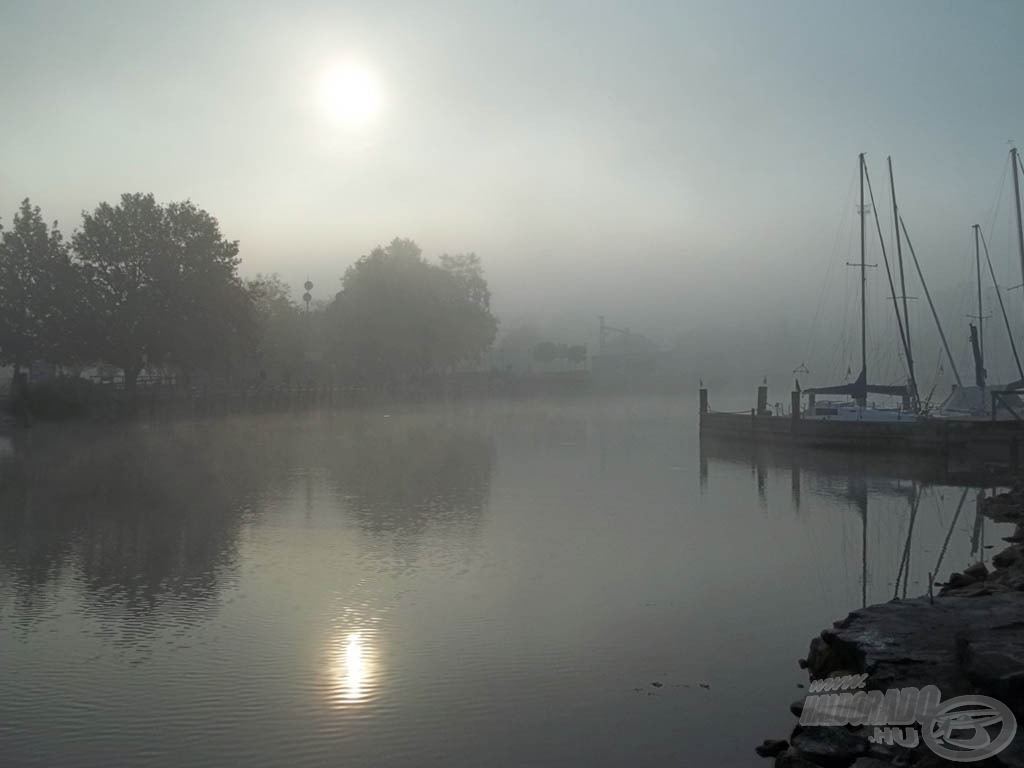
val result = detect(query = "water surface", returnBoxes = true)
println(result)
[0,398,1006,766]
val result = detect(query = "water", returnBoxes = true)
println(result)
[0,397,1009,767]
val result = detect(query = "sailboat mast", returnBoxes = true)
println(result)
[889,156,916,405]
[1013,147,1024,296]
[860,153,867,400]
[974,224,984,362]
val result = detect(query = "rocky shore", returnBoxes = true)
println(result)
[758,487,1024,767]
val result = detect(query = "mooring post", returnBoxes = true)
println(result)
[699,387,708,415]
[791,390,800,427]
[807,392,816,416]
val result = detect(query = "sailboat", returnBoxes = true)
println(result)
[804,154,920,422]
[936,148,1024,419]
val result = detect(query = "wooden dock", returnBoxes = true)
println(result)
[698,387,1024,464]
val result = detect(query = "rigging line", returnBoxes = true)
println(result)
[900,215,963,387]
[980,228,1024,380]
[902,483,921,599]
[805,168,859,367]
[985,153,1011,246]
[882,157,916,396]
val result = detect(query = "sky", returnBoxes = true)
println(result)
[3,0,1024,384]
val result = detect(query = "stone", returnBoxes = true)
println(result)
[963,561,989,580]
[755,739,789,758]
[962,638,1024,705]
[774,749,826,768]
[993,545,1022,569]
[945,571,978,588]
[790,726,868,761]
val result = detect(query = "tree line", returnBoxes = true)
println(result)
[0,195,498,393]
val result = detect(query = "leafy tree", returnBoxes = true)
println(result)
[496,323,544,372]
[247,274,306,384]
[532,341,562,365]
[531,341,588,369]
[0,199,80,371]
[327,238,498,384]
[566,344,587,367]
[72,193,252,391]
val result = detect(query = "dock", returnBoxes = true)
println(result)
[698,386,1024,464]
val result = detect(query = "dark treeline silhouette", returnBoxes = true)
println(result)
[0,196,498,409]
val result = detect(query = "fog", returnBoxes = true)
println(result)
[3,0,1024,394]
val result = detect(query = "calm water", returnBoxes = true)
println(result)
[0,397,1008,767]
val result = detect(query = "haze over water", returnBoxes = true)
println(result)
[0,397,1005,767]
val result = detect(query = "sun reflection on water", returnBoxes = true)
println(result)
[327,630,379,709]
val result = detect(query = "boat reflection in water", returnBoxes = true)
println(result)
[700,435,1007,608]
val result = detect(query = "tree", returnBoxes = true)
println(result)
[0,199,79,371]
[247,274,305,384]
[327,238,498,385]
[72,193,252,391]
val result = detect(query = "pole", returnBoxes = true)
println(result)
[1012,148,1024,299]
[889,157,915,402]
[859,153,867,405]
[980,229,1024,381]
[865,160,913,404]
[975,225,984,362]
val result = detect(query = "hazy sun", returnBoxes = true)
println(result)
[318,63,382,128]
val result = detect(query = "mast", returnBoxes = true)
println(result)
[889,156,916,405]
[1013,147,1024,296]
[980,229,1024,381]
[865,159,914,407]
[859,153,867,405]
[975,224,984,363]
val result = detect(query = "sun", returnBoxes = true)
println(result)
[318,63,382,128]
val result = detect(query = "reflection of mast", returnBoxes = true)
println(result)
[791,451,801,513]
[971,489,985,563]
[932,487,970,584]
[894,485,921,599]
[848,477,869,608]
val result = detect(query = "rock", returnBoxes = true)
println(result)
[939,581,1001,598]
[774,748,826,768]
[790,726,868,761]
[790,699,805,717]
[755,739,789,758]
[946,571,978,588]
[962,637,1024,705]
[804,634,860,680]
[850,759,897,768]
[812,592,1024,693]
[993,545,1022,569]
[994,738,1024,768]
[963,561,989,580]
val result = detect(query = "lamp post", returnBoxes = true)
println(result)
[302,280,314,386]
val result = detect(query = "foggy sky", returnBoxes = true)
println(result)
[3,0,1024,386]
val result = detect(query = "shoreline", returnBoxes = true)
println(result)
[758,487,1024,766]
